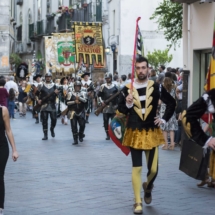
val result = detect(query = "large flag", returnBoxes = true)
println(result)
[136,26,144,57]
[204,20,215,91]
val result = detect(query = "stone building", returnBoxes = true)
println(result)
[14,0,104,77]
[0,0,14,76]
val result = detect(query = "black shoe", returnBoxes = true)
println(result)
[85,116,89,123]
[142,182,154,205]
[42,132,48,140]
[50,128,55,137]
[35,118,39,124]
[105,131,110,140]
[73,134,78,145]
[79,133,84,142]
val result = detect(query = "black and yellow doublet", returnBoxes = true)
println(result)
[182,88,215,179]
[118,80,176,150]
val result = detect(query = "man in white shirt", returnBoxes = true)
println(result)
[5,76,18,94]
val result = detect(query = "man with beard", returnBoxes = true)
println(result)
[98,73,118,140]
[30,74,42,124]
[81,71,94,123]
[66,80,87,145]
[37,72,59,140]
[118,56,176,214]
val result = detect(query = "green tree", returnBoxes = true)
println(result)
[150,0,182,49]
[146,49,173,69]
[9,53,22,67]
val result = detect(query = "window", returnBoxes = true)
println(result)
[38,0,42,20]
[20,12,23,24]
[59,0,63,7]
[69,0,74,6]
[28,9,32,23]
[10,0,14,17]
[47,0,51,14]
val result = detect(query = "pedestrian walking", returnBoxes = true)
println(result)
[66,80,87,145]
[18,81,28,117]
[98,73,118,140]
[37,72,59,140]
[159,77,178,150]
[4,76,18,94]
[0,79,9,107]
[118,56,176,214]
[8,89,16,119]
[0,105,18,215]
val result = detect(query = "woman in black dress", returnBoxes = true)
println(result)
[0,106,18,215]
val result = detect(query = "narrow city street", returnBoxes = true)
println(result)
[4,113,215,215]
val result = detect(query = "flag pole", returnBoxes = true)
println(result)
[131,17,141,92]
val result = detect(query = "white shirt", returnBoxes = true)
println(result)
[177,83,183,100]
[5,80,18,93]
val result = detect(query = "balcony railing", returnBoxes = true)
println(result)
[37,20,47,36]
[46,17,55,35]
[17,25,22,41]
[16,0,23,5]
[57,13,72,32]
[29,23,34,39]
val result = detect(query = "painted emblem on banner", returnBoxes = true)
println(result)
[82,29,95,46]
[74,23,104,65]
[57,41,75,66]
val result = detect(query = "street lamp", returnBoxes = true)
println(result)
[105,47,110,55]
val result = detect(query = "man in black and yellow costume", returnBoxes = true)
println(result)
[118,56,176,214]
[182,88,215,187]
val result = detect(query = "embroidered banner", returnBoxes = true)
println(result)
[74,22,104,66]
[44,33,76,75]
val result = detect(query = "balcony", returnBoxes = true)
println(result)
[16,25,22,42]
[57,13,73,32]
[46,16,56,35]
[16,0,23,5]
[37,20,47,37]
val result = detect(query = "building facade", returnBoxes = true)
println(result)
[105,0,183,76]
[0,0,14,76]
[174,0,215,104]
[14,0,103,76]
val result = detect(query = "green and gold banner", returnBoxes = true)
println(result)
[74,23,104,66]
[44,33,76,76]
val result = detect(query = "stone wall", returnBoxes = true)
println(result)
[0,0,10,76]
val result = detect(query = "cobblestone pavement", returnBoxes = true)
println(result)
[4,112,215,215]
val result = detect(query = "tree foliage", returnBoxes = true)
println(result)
[150,0,182,49]
[146,49,173,69]
[9,53,22,66]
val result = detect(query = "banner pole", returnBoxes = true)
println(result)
[131,17,141,92]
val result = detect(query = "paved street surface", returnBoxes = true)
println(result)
[4,112,215,215]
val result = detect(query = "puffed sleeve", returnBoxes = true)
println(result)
[182,96,210,147]
[117,87,130,115]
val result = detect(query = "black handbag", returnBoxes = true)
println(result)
[179,139,210,180]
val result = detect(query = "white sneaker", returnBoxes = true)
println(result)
[0,209,4,215]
